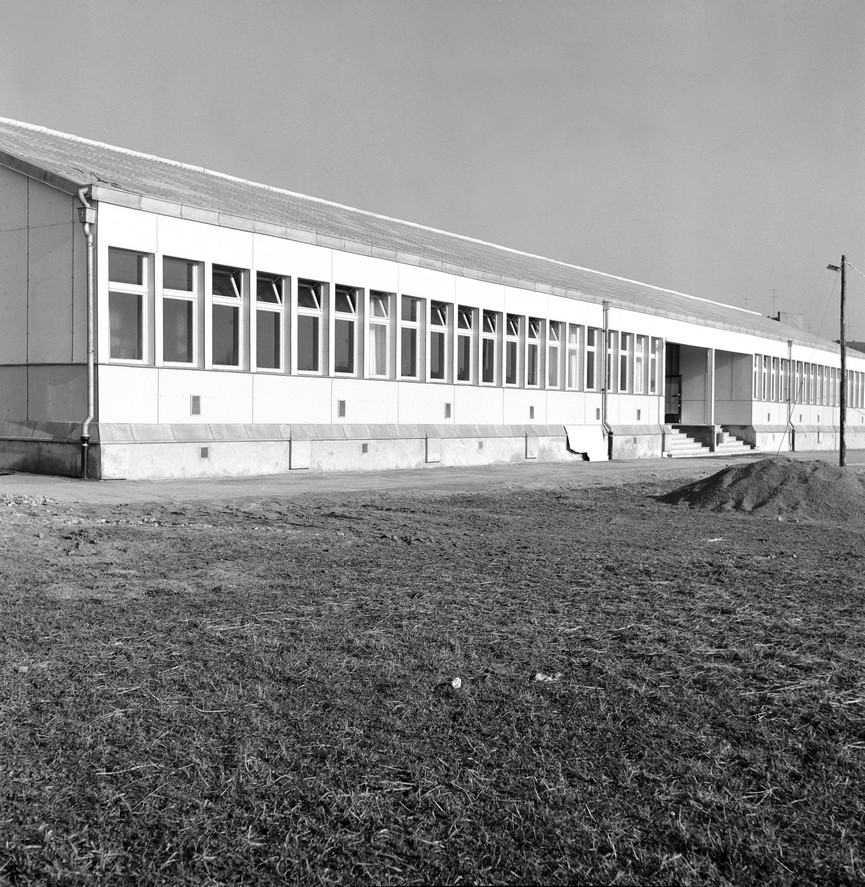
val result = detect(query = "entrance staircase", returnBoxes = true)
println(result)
[664,426,757,458]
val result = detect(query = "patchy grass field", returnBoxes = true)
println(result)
[1,474,863,885]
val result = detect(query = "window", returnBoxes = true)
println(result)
[212,264,244,367]
[481,310,498,385]
[770,357,778,402]
[109,248,148,361]
[761,356,769,401]
[505,314,521,386]
[547,321,562,388]
[255,273,285,371]
[369,291,392,377]
[634,335,646,394]
[297,279,325,373]
[429,301,448,381]
[457,306,475,383]
[566,324,581,389]
[780,359,789,403]
[334,285,360,375]
[527,318,541,387]
[606,330,618,392]
[162,256,198,365]
[649,338,660,394]
[400,296,421,379]
[586,328,598,391]
[619,332,631,393]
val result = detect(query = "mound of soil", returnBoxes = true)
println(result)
[661,457,865,521]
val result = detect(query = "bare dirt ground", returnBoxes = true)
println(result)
[1,455,863,884]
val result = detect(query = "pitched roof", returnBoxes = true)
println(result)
[0,117,832,350]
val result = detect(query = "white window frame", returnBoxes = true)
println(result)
[456,305,475,384]
[399,295,422,380]
[368,290,393,378]
[429,301,449,382]
[586,327,598,392]
[161,255,200,367]
[108,247,150,364]
[618,332,631,393]
[546,321,562,389]
[254,272,286,372]
[526,317,542,388]
[566,323,581,390]
[296,278,326,374]
[505,314,521,387]
[481,310,498,385]
[634,335,646,395]
[606,330,618,392]
[211,264,245,369]
[333,284,361,376]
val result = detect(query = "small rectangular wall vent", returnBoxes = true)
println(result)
[529,406,535,420]
[361,443,369,454]
[444,403,452,419]
[190,395,201,416]
[200,446,209,459]
[338,400,346,418]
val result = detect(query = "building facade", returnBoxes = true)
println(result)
[1,119,862,479]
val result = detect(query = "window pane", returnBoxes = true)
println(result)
[109,291,142,360]
[506,341,518,385]
[548,346,559,387]
[256,275,281,303]
[213,265,241,298]
[298,315,320,371]
[371,293,389,318]
[212,304,239,366]
[401,327,417,377]
[164,257,194,291]
[402,295,418,323]
[163,298,194,363]
[371,325,387,375]
[568,351,579,388]
[335,287,356,313]
[256,311,280,369]
[586,353,595,390]
[430,331,446,380]
[457,335,471,381]
[109,248,143,285]
[482,338,495,383]
[334,318,355,374]
[527,344,538,385]
[298,282,320,309]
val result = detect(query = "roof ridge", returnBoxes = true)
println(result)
[0,116,760,319]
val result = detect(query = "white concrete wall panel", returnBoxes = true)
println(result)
[454,277,505,311]
[330,378,398,423]
[396,381,456,424]
[253,234,331,281]
[0,166,28,231]
[157,216,254,269]
[98,204,159,253]
[0,228,28,364]
[504,285,549,318]
[98,365,159,423]
[453,384,505,424]
[503,388,545,425]
[398,264,456,301]
[157,368,253,424]
[332,252,398,292]
[252,374,332,423]
[28,222,75,363]
[27,364,87,421]
[0,367,27,418]
[679,346,708,424]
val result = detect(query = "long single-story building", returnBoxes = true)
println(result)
[0,118,861,479]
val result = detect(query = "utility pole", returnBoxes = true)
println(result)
[828,257,847,466]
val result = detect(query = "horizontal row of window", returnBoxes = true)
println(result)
[753,355,865,408]
[107,248,663,394]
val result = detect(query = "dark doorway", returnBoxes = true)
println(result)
[665,343,682,423]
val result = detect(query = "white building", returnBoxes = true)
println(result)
[0,118,861,479]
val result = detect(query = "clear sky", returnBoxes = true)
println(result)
[2,0,863,338]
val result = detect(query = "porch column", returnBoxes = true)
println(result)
[707,348,716,427]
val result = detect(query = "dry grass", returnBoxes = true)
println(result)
[0,478,863,885]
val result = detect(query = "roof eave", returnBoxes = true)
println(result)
[0,151,85,196]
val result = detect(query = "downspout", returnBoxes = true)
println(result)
[77,186,96,478]
[601,300,612,458]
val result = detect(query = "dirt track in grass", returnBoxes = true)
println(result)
[1,463,864,885]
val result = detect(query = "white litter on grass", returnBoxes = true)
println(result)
[451,677,462,689]
[534,672,563,683]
